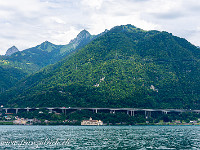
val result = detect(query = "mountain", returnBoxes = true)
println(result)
[1,30,95,74]
[1,24,200,109]
[5,46,19,56]
[0,30,95,91]
[69,29,93,46]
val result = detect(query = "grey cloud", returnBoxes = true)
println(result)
[140,0,151,1]
[0,0,200,54]
[151,11,185,20]
[0,35,16,40]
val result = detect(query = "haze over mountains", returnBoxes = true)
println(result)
[0,24,199,109]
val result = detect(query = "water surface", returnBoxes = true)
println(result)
[0,125,200,149]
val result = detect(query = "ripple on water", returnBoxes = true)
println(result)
[0,126,200,149]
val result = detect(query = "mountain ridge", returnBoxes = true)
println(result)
[0,30,96,73]
[1,24,199,109]
[0,30,97,91]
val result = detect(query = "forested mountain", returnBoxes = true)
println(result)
[0,30,95,90]
[1,24,200,109]
[0,30,95,74]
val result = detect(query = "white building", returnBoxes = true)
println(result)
[81,117,103,126]
[13,118,27,125]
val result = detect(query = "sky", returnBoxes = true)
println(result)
[0,0,200,55]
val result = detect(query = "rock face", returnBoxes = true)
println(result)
[69,30,92,47]
[5,46,19,56]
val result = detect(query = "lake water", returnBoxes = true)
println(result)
[0,125,200,149]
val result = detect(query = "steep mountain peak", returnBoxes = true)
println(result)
[79,29,91,36]
[35,41,56,52]
[5,46,19,56]
[69,29,91,45]
[41,41,54,46]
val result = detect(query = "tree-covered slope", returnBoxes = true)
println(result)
[2,24,200,109]
[0,66,27,92]
[0,30,95,91]
[0,30,95,74]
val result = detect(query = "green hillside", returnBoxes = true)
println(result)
[1,24,200,109]
[0,30,94,74]
[0,66,27,92]
[0,30,95,91]
[0,42,63,73]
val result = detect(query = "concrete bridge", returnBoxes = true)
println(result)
[1,107,200,117]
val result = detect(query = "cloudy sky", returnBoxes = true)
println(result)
[0,0,200,55]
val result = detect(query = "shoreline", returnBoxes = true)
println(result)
[0,123,200,126]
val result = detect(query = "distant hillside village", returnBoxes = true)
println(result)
[1,114,104,126]
[12,117,104,126]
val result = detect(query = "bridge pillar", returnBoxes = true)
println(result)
[110,110,115,114]
[162,111,168,114]
[145,111,148,119]
[95,109,98,113]
[62,109,67,115]
[16,109,19,114]
[49,109,53,113]
[127,110,129,115]
[130,111,134,116]
[64,109,66,115]
[5,108,8,114]
[145,111,151,118]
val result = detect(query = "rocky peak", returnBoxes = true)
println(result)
[5,46,19,56]
[39,41,55,48]
[69,29,91,45]
[41,41,53,45]
[37,41,56,52]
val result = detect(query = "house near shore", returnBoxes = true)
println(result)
[13,118,34,125]
[13,118,27,125]
[81,117,103,126]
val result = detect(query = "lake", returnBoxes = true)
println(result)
[0,125,200,149]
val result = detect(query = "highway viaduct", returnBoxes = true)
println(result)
[1,107,200,118]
